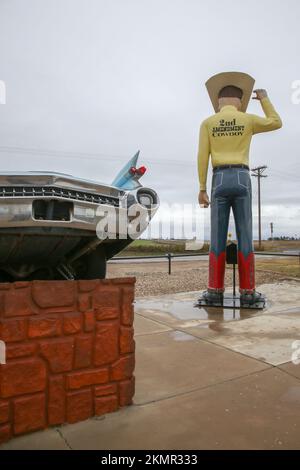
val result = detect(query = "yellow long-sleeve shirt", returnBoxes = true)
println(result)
[197,97,282,190]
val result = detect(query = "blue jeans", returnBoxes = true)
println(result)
[208,166,255,292]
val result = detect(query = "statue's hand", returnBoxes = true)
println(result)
[198,190,210,208]
[252,89,268,100]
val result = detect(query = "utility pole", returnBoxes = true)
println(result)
[270,222,274,240]
[251,166,268,249]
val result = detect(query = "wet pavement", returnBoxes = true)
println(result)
[2,280,300,450]
[135,282,300,366]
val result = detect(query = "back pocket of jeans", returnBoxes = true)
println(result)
[238,170,250,189]
[212,172,223,190]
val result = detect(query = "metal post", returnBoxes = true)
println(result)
[233,263,236,297]
[257,175,261,248]
[167,253,172,275]
[270,222,274,240]
[251,166,268,250]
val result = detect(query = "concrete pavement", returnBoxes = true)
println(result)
[1,280,300,450]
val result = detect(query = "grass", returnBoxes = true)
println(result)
[254,240,300,252]
[121,239,209,256]
[121,239,300,255]
[256,257,300,278]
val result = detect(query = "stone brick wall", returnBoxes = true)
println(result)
[0,278,136,444]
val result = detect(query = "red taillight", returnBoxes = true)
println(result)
[136,166,147,176]
[129,166,147,177]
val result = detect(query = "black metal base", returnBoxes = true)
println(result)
[195,293,266,310]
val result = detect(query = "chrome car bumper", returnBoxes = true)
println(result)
[0,172,158,233]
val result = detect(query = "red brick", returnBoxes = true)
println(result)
[111,355,135,381]
[0,284,10,290]
[4,286,36,317]
[111,277,136,285]
[0,358,46,398]
[63,312,82,335]
[94,279,112,286]
[74,335,92,369]
[32,281,75,309]
[78,294,91,312]
[95,307,119,321]
[67,389,93,423]
[14,393,46,435]
[120,326,135,354]
[121,304,134,326]
[122,285,135,302]
[119,377,135,406]
[0,401,9,424]
[67,368,109,390]
[0,424,11,444]
[6,343,36,360]
[14,281,30,289]
[84,310,95,332]
[95,395,118,416]
[0,278,136,444]
[28,315,61,338]
[94,321,119,366]
[95,383,117,397]
[40,338,74,373]
[121,286,135,325]
[0,293,4,317]
[0,318,27,342]
[93,287,120,309]
[78,280,99,292]
[48,375,65,425]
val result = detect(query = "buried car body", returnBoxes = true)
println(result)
[0,152,159,281]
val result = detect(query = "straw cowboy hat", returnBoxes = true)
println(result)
[205,71,255,113]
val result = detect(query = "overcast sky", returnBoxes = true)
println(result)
[0,0,299,239]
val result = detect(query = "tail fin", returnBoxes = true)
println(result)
[112,151,146,190]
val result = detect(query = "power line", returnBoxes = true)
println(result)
[0,145,194,167]
[0,146,128,162]
[0,146,300,183]
[269,169,300,181]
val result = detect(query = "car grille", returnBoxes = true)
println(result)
[0,186,120,207]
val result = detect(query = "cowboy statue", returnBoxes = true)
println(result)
[197,72,282,306]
